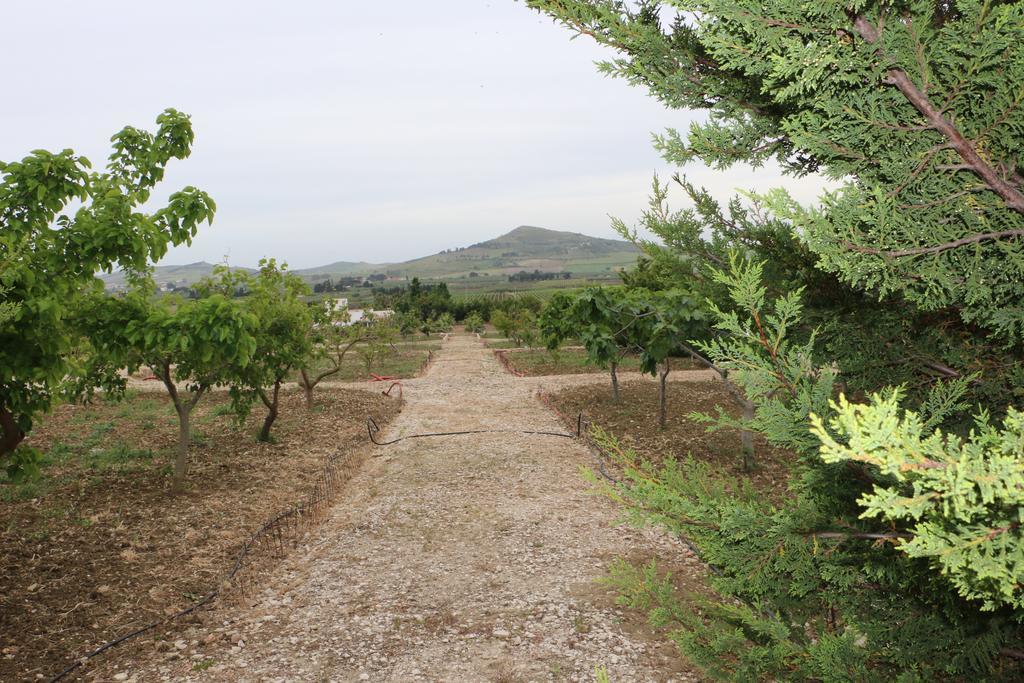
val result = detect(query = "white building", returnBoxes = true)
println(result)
[345,309,394,325]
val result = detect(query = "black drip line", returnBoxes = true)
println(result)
[366,413,583,450]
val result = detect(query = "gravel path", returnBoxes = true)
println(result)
[117,334,700,682]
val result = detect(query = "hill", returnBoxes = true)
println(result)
[100,226,639,289]
[380,225,638,280]
[99,262,257,290]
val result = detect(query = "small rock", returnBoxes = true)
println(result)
[113,674,128,682]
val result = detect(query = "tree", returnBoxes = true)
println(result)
[541,288,637,401]
[528,0,1024,675]
[464,311,485,334]
[0,110,215,476]
[492,307,539,349]
[530,0,1024,409]
[219,260,312,441]
[298,305,373,408]
[393,310,422,339]
[356,319,399,375]
[83,281,255,492]
[625,288,706,429]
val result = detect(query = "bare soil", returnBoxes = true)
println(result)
[0,388,401,681]
[542,379,796,499]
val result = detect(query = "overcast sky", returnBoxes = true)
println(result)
[1,1,825,269]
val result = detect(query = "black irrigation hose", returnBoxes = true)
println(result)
[366,413,582,450]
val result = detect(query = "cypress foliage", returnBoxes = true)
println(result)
[529,0,1024,677]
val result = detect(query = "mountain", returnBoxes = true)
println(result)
[374,225,638,280]
[100,226,639,288]
[469,225,636,257]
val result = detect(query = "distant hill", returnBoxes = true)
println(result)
[99,262,256,289]
[100,226,639,288]
[389,225,638,279]
[469,225,635,257]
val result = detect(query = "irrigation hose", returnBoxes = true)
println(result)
[366,413,582,450]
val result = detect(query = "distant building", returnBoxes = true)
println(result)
[344,308,394,326]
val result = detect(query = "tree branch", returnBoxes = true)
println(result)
[844,229,1024,257]
[807,531,913,541]
[854,15,1024,214]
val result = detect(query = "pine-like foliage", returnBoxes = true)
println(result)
[530,0,1024,337]
[814,394,1024,611]
[527,0,1024,677]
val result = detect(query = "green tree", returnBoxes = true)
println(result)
[625,288,706,429]
[394,310,422,339]
[223,260,312,441]
[83,282,256,492]
[541,288,637,401]
[0,110,214,474]
[298,304,375,408]
[356,318,399,375]
[464,311,485,334]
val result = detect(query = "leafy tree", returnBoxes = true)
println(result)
[434,312,455,332]
[490,309,515,340]
[393,310,422,339]
[298,304,374,408]
[388,277,453,321]
[218,260,312,441]
[492,307,539,349]
[0,110,214,475]
[625,288,706,429]
[531,0,1024,416]
[543,285,705,423]
[83,281,255,492]
[464,311,485,334]
[541,288,636,401]
[356,319,399,375]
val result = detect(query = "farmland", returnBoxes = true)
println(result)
[5,0,1024,680]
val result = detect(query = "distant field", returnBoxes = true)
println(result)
[446,274,622,299]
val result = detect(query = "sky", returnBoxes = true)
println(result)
[0,1,827,269]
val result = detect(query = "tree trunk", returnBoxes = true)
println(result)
[258,381,282,442]
[610,362,620,402]
[740,399,756,472]
[300,369,315,409]
[0,406,25,459]
[658,359,670,429]
[172,401,191,493]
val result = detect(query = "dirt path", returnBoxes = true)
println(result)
[119,334,700,682]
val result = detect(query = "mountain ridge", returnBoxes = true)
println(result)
[100,225,638,287]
